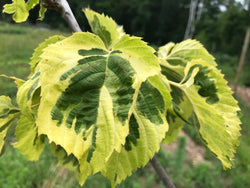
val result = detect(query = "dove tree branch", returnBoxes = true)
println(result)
[42,0,82,32]
[150,154,176,188]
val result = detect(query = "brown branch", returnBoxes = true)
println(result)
[42,0,82,32]
[150,154,176,188]
[233,27,250,93]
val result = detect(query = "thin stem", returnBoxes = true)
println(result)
[168,80,182,88]
[42,0,82,32]
[150,154,176,188]
[31,103,40,109]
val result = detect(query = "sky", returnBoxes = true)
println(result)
[235,0,249,7]
[220,0,248,11]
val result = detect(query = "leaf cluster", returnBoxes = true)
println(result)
[0,3,242,187]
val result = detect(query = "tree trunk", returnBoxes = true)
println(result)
[184,0,199,40]
[233,28,250,93]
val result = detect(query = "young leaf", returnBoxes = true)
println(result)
[159,39,216,83]
[26,0,39,10]
[13,115,45,161]
[3,0,43,23]
[3,0,29,23]
[162,39,216,66]
[158,42,175,59]
[159,40,214,143]
[159,39,241,167]
[38,3,47,21]
[178,59,241,168]
[84,9,119,48]
[0,96,20,152]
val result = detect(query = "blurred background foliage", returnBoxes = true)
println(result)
[0,0,250,187]
[0,0,249,56]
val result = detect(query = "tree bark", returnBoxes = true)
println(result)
[233,28,250,93]
[150,154,176,188]
[42,0,82,32]
[184,0,199,40]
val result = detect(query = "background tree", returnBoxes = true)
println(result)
[2,0,248,58]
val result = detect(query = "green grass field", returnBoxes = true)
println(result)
[0,22,69,97]
[0,22,249,188]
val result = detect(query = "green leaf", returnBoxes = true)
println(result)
[159,39,241,166]
[38,3,47,21]
[17,72,41,119]
[159,39,219,144]
[26,0,39,10]
[13,115,45,161]
[178,59,241,168]
[50,142,80,176]
[159,39,216,83]
[84,9,119,48]
[113,34,160,82]
[0,96,19,117]
[17,37,65,118]
[165,93,192,144]
[100,111,168,187]
[0,96,20,152]
[162,39,216,66]
[97,75,171,187]
[33,30,162,185]
[158,42,175,59]
[2,0,43,23]
[29,35,66,77]
[3,0,28,23]
[117,25,125,39]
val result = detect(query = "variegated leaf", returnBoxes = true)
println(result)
[13,115,45,161]
[34,27,161,184]
[0,6,241,187]
[0,96,20,152]
[17,71,41,119]
[159,39,216,83]
[165,92,192,144]
[29,35,66,77]
[178,59,241,168]
[159,39,218,144]
[84,8,120,48]
[50,142,80,176]
[97,75,171,187]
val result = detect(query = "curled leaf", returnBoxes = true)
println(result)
[0,96,20,152]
